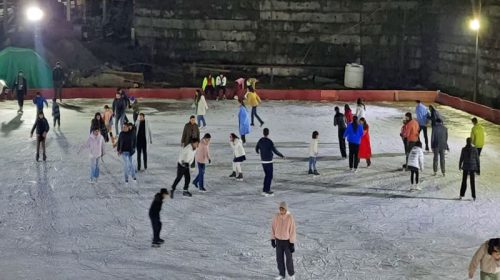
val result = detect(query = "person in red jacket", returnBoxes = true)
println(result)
[344,104,353,124]
[358,117,372,167]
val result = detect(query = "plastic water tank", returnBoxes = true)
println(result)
[344,63,364,89]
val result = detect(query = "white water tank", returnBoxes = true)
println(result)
[344,63,364,89]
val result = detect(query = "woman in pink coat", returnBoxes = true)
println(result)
[358,117,372,167]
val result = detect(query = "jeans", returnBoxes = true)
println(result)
[262,163,273,193]
[348,142,360,169]
[150,216,162,243]
[121,152,136,181]
[137,142,147,170]
[432,148,446,174]
[308,157,317,171]
[193,162,206,189]
[419,125,429,149]
[338,128,347,158]
[90,157,100,179]
[115,114,126,136]
[276,239,294,278]
[171,163,191,191]
[197,115,206,127]
[460,170,476,198]
[251,106,263,125]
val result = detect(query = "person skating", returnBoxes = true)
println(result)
[215,73,227,100]
[344,104,353,124]
[149,188,169,247]
[193,133,211,192]
[135,113,152,172]
[90,112,108,142]
[12,70,27,113]
[112,92,128,136]
[355,98,366,119]
[431,118,448,176]
[333,106,347,159]
[256,128,284,197]
[471,117,485,156]
[103,105,115,145]
[194,90,208,128]
[170,138,199,198]
[229,133,246,181]
[308,131,319,175]
[51,99,60,128]
[181,115,200,147]
[32,92,48,114]
[343,116,364,172]
[428,105,443,128]
[52,61,65,102]
[238,99,251,144]
[130,96,140,123]
[459,137,480,201]
[403,112,420,170]
[80,128,105,183]
[358,117,372,168]
[245,86,264,127]
[116,123,136,184]
[271,201,297,280]
[400,119,409,169]
[30,111,50,162]
[468,238,500,279]
[415,100,430,151]
[202,74,215,99]
[407,141,424,191]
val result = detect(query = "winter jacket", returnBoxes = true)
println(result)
[31,117,50,135]
[84,133,105,159]
[202,77,215,91]
[178,145,196,166]
[112,98,127,116]
[469,241,500,275]
[12,76,27,97]
[429,108,443,127]
[308,139,318,157]
[230,138,246,158]
[149,193,163,220]
[245,91,261,107]
[407,146,424,170]
[344,109,353,124]
[117,130,135,153]
[195,139,210,164]
[471,124,485,148]
[459,145,480,172]
[355,104,366,119]
[333,112,346,130]
[271,212,297,243]
[135,119,152,144]
[181,122,200,147]
[33,96,48,111]
[238,106,251,136]
[195,95,208,116]
[53,67,65,82]
[404,119,420,142]
[430,123,448,150]
[52,102,60,118]
[343,123,364,144]
[415,103,429,126]
[256,137,283,163]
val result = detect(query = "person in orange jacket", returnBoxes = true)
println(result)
[403,112,420,169]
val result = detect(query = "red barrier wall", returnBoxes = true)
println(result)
[436,92,500,124]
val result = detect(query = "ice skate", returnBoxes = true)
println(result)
[274,276,285,280]
[308,169,313,175]
[262,191,274,197]
[199,187,207,192]
[183,191,192,197]
[151,242,161,248]
[158,238,165,244]
[43,154,47,161]
[288,276,295,280]
[170,190,175,199]
[414,185,422,191]
[36,154,39,162]
[229,171,236,178]
[236,173,243,181]
[313,170,320,175]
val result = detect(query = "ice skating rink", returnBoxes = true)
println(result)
[0,98,499,280]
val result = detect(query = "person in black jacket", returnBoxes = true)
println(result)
[256,128,284,197]
[52,62,65,102]
[117,123,136,183]
[90,112,108,142]
[459,137,480,201]
[149,188,169,247]
[12,71,28,113]
[30,111,50,162]
[333,106,347,158]
[112,92,128,136]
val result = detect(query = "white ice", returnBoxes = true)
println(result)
[0,98,499,280]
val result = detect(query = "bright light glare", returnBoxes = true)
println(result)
[26,6,44,22]
[469,19,480,31]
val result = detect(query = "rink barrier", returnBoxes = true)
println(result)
[436,92,500,124]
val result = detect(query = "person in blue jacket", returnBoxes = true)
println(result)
[343,116,364,172]
[33,92,48,114]
[238,99,251,144]
[415,100,430,151]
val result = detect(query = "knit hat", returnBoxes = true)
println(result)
[279,201,288,211]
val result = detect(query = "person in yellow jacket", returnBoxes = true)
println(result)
[245,86,264,126]
[471,117,485,156]
[202,74,215,99]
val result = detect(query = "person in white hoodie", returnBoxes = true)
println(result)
[355,98,366,119]
[80,128,105,183]
[195,90,208,128]
[170,138,199,198]
[308,131,319,175]
[407,141,424,190]
[229,133,246,181]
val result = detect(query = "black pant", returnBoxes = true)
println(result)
[171,163,190,191]
[460,170,476,198]
[251,106,263,126]
[409,166,419,184]
[348,142,360,169]
[477,148,482,156]
[54,81,63,101]
[276,239,294,278]
[241,134,246,144]
[405,141,417,167]
[133,112,139,123]
[419,125,429,150]
[150,216,162,242]
[137,141,147,170]
[204,85,215,99]
[17,96,24,109]
[53,117,60,127]
[36,135,46,156]
[262,163,273,193]
[338,128,347,158]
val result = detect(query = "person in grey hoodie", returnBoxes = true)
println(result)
[430,118,448,176]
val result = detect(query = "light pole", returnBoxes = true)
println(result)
[469,18,480,103]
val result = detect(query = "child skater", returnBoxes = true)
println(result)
[468,238,500,280]
[30,111,50,162]
[407,141,424,190]
[149,188,169,247]
[308,131,319,175]
[229,133,246,181]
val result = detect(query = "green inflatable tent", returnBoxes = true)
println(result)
[0,47,53,89]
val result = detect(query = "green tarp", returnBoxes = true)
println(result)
[0,47,53,88]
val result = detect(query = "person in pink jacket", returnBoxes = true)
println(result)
[469,238,500,279]
[193,133,211,192]
[271,201,296,280]
[79,128,105,184]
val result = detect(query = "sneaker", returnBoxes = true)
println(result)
[308,169,313,175]
[313,170,320,175]
[229,171,236,178]
[88,179,94,184]
[236,174,243,181]
[262,191,274,197]
[170,190,175,199]
[415,185,422,191]
[199,187,207,192]
[133,177,137,182]
[183,191,192,197]
[458,196,463,200]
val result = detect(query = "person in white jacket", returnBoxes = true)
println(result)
[308,131,319,175]
[170,138,199,198]
[195,90,208,128]
[80,128,105,183]
[407,141,424,190]
[229,133,246,181]
[135,113,153,171]
[355,98,366,119]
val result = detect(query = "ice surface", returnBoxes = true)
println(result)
[0,98,499,280]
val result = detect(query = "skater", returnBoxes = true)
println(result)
[238,99,251,144]
[343,116,364,172]
[471,117,485,156]
[403,112,420,169]
[181,115,200,147]
[103,105,115,145]
[202,74,215,99]
[355,98,366,119]
[333,106,347,158]
[245,86,264,127]
[229,133,246,181]
[194,90,208,128]
[468,238,500,280]
[12,70,27,113]
[235,77,246,100]
[52,99,60,128]
[308,131,319,175]
[90,112,108,142]
[135,113,153,171]
[431,118,448,176]
[415,100,430,151]
[30,111,50,162]
[271,201,296,280]
[407,141,424,190]
[215,73,227,100]
[459,137,480,201]
[33,92,48,114]
[428,105,443,127]
[358,117,372,168]
[149,188,169,247]
[116,123,137,184]
[130,96,140,123]
[400,119,409,168]
[256,128,284,196]
[52,61,65,102]
[80,128,105,183]
[344,104,353,124]
[170,138,199,198]
[112,92,128,136]
[193,133,211,192]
